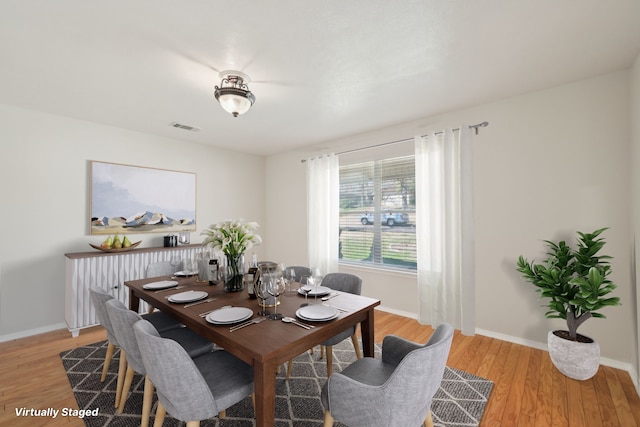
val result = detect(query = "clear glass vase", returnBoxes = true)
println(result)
[224,253,245,292]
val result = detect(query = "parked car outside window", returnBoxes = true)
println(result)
[360,212,409,227]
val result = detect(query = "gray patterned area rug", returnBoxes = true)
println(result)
[61,339,492,427]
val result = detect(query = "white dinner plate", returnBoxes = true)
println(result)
[296,304,339,322]
[175,270,197,277]
[143,280,179,290]
[167,290,209,303]
[297,285,331,297]
[206,307,254,325]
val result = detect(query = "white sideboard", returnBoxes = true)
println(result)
[65,245,206,337]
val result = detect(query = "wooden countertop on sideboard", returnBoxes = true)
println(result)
[65,244,204,259]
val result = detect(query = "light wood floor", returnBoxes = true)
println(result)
[1,310,639,426]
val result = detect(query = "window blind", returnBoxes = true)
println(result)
[339,155,416,270]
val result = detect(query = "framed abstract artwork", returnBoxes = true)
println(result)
[90,161,196,235]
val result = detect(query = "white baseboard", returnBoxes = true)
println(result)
[376,305,418,320]
[0,322,67,343]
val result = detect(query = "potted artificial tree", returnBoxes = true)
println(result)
[516,228,621,380]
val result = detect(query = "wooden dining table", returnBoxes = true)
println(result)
[125,275,380,427]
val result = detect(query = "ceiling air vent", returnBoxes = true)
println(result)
[170,122,200,132]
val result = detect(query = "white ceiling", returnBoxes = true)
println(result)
[1,1,639,156]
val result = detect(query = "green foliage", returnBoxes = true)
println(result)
[516,228,620,339]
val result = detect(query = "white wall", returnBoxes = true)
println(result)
[0,104,265,338]
[265,70,635,369]
[630,52,640,392]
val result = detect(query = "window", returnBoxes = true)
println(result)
[339,154,416,270]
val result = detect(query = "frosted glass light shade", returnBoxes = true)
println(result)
[216,90,255,117]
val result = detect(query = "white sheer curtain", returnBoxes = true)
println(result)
[306,154,339,275]
[415,126,475,335]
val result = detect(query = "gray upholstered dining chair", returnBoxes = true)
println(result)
[133,319,255,427]
[287,272,363,379]
[145,261,178,278]
[89,288,123,386]
[321,323,454,427]
[286,265,312,282]
[88,287,184,407]
[105,299,214,427]
[144,261,180,313]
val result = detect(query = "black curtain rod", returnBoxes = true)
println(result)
[301,121,488,162]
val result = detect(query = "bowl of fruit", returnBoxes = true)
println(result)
[90,235,141,252]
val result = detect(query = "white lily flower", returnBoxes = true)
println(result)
[201,217,262,257]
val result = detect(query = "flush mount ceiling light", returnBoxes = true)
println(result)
[214,70,255,117]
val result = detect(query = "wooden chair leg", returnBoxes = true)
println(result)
[141,375,154,427]
[153,402,166,427]
[115,350,128,408]
[251,393,255,410]
[117,365,135,413]
[320,345,325,360]
[326,346,333,377]
[286,359,294,380]
[186,421,200,427]
[219,409,226,419]
[147,304,154,314]
[101,341,115,382]
[323,410,334,427]
[424,409,434,427]
[351,334,362,359]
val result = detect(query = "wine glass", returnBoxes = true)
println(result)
[254,278,271,316]
[278,264,289,295]
[169,255,181,275]
[309,267,322,302]
[183,257,197,275]
[281,273,290,297]
[288,268,297,296]
[300,275,312,307]
[267,275,286,320]
[312,275,321,302]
